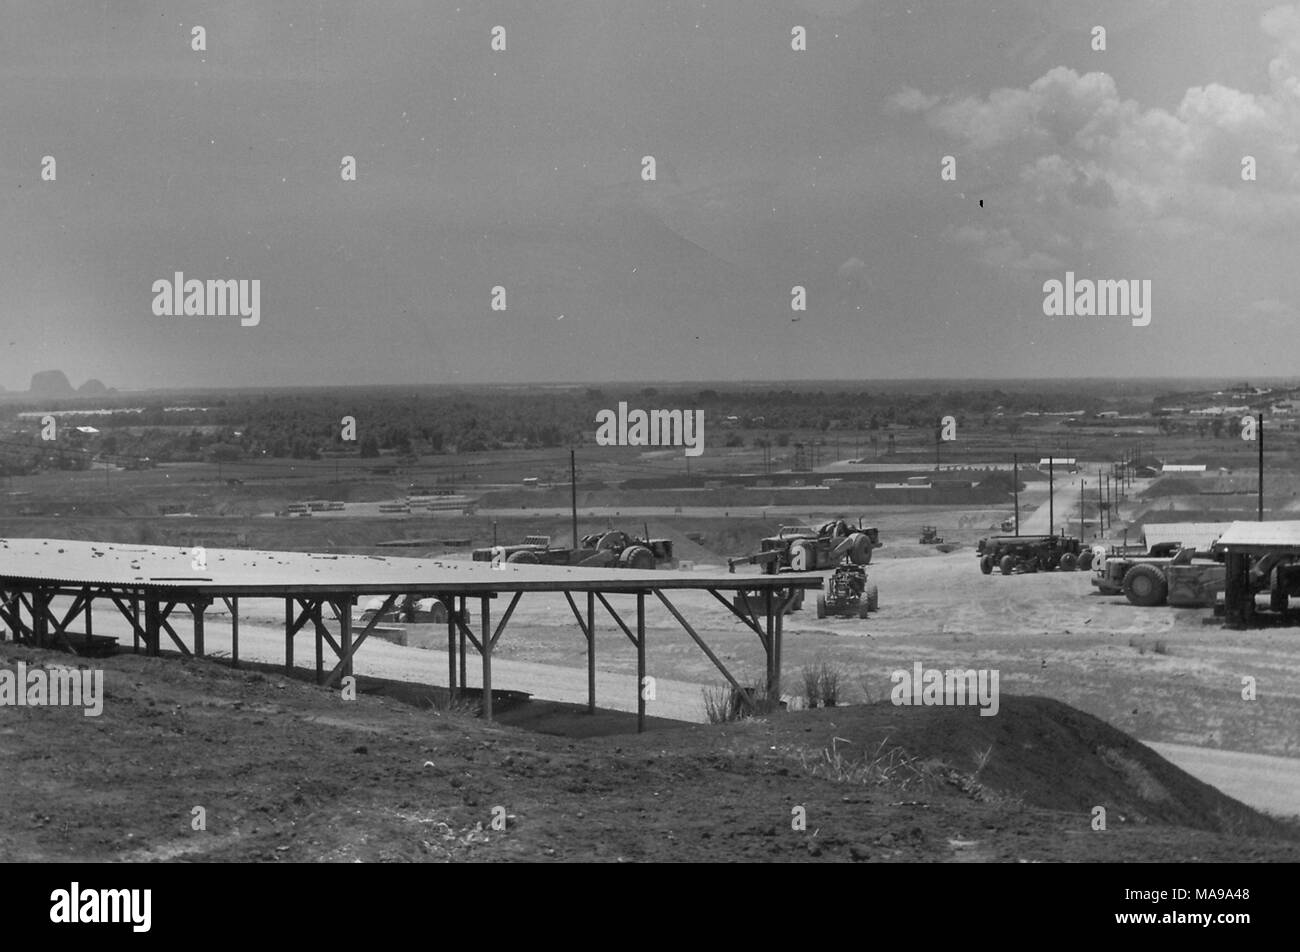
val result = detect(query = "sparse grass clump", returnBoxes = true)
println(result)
[703,678,777,723]
[799,661,844,708]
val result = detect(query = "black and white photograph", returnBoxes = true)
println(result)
[0,0,1295,910]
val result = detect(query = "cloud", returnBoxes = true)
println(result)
[896,4,1300,266]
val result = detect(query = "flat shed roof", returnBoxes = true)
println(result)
[1213,521,1300,550]
[0,538,824,596]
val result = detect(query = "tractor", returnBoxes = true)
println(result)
[976,534,1088,575]
[814,562,879,619]
[728,517,882,575]
[471,530,673,569]
[919,525,944,545]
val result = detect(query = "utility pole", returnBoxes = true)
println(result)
[1013,454,1020,536]
[1097,469,1104,536]
[570,449,578,549]
[1048,455,1055,536]
[1080,478,1085,539]
[1258,412,1265,522]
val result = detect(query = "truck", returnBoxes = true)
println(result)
[976,534,1088,575]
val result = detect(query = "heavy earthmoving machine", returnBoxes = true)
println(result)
[919,525,944,545]
[471,530,674,569]
[726,518,882,613]
[1090,523,1230,606]
[814,561,879,619]
[976,533,1088,575]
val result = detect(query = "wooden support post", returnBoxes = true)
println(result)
[636,592,646,733]
[480,594,492,720]
[759,587,769,697]
[132,594,140,654]
[447,597,458,695]
[339,596,353,681]
[315,602,324,684]
[587,591,596,715]
[229,597,239,668]
[1224,550,1250,629]
[458,595,467,691]
[192,600,206,658]
[85,593,93,641]
[284,598,294,673]
[32,590,49,649]
[144,598,160,657]
[773,591,784,701]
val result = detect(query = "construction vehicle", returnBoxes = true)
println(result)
[358,596,472,626]
[976,534,1088,575]
[814,562,879,618]
[1091,523,1230,605]
[727,518,882,574]
[470,530,674,569]
[919,525,944,545]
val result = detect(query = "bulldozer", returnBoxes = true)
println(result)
[814,562,879,619]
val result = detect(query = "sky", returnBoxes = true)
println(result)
[3,0,1299,390]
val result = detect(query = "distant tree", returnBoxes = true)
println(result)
[358,435,381,458]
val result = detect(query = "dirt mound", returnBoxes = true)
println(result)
[760,697,1286,838]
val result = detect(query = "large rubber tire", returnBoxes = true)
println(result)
[849,533,874,565]
[1058,552,1077,572]
[506,550,540,563]
[1270,586,1289,613]
[1123,563,1168,607]
[1077,549,1094,571]
[816,594,827,619]
[865,584,879,612]
[979,554,993,575]
[620,545,656,570]
[1041,551,1059,572]
[789,540,817,572]
[999,555,1015,575]
[427,602,448,624]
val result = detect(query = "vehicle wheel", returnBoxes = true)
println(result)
[790,540,817,572]
[1041,552,1059,571]
[999,555,1015,575]
[1122,564,1168,607]
[1058,552,1077,572]
[620,545,656,570]
[979,554,993,575]
[1077,550,1093,571]
[506,550,539,563]
[865,584,879,612]
[849,532,874,565]
[429,602,448,624]
[816,594,827,619]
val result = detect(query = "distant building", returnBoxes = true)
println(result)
[1161,464,1207,473]
[1038,458,1077,472]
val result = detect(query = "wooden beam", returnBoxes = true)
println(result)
[706,588,768,646]
[587,592,596,715]
[480,594,493,721]
[594,593,639,649]
[653,589,748,699]
[636,592,646,733]
[489,591,521,652]
[323,594,396,688]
